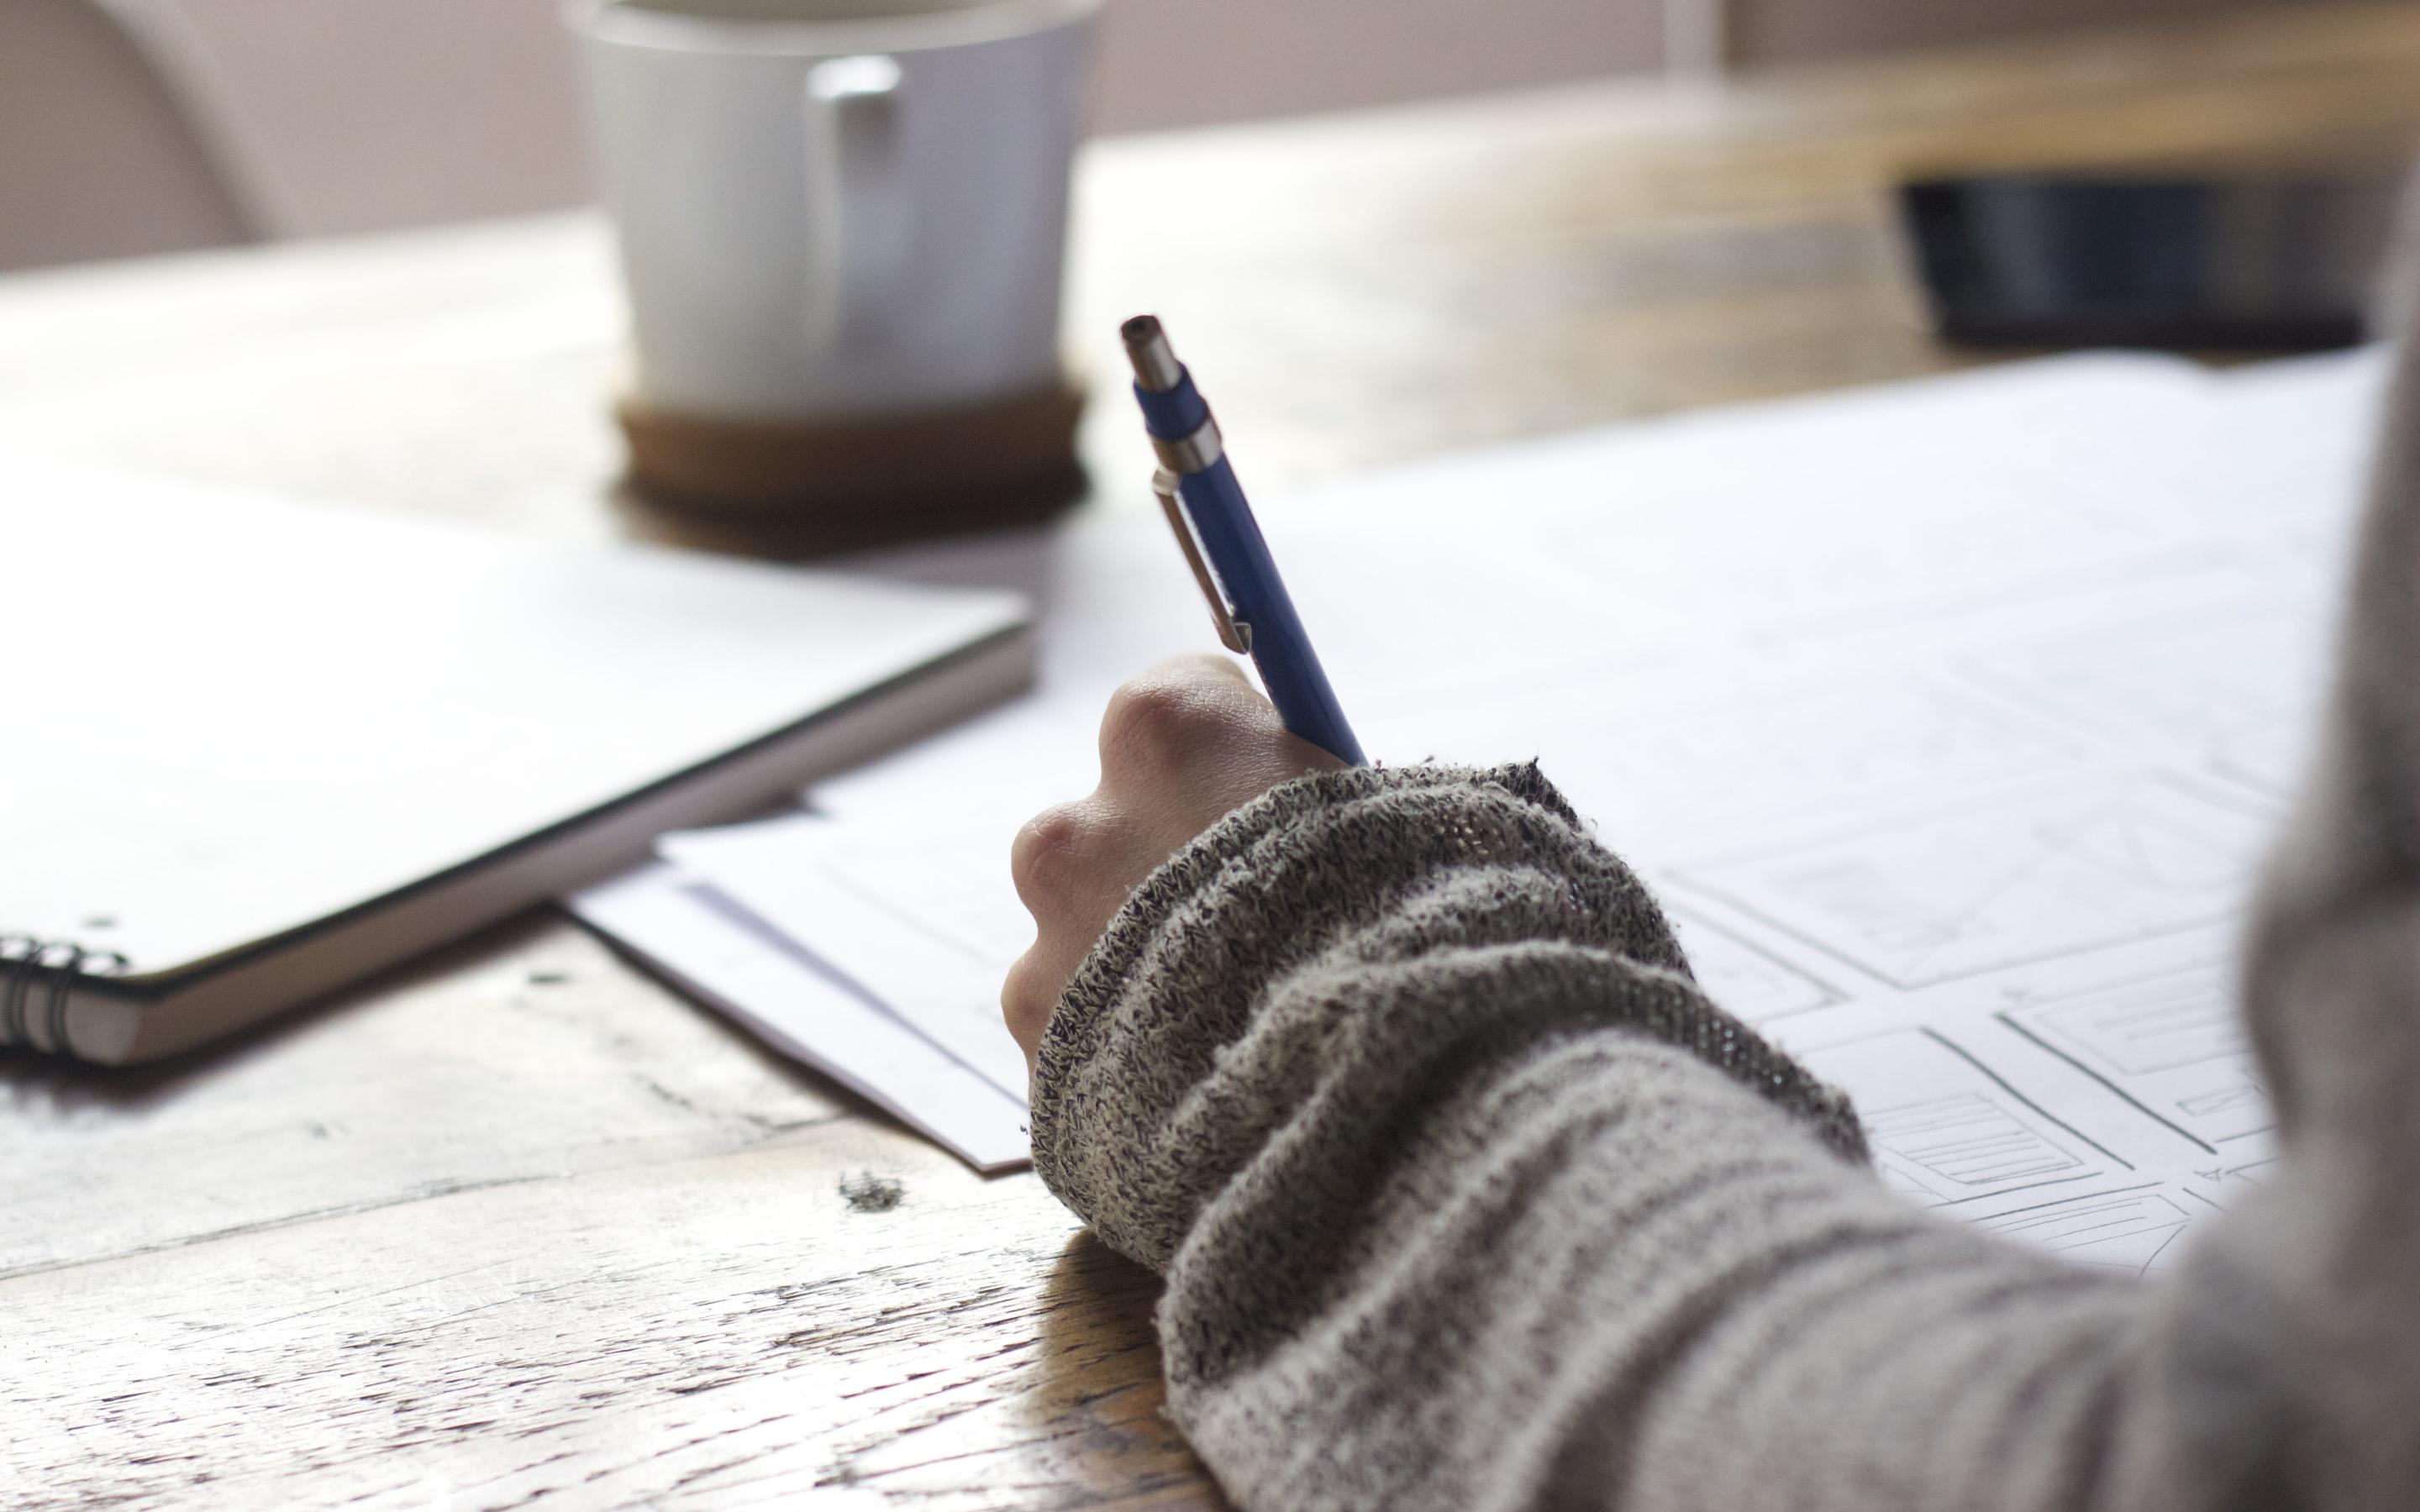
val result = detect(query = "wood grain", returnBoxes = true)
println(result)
[4,5,2417,1505]
[3,921,1212,1509]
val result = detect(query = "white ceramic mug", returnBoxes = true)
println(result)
[571,0,1097,421]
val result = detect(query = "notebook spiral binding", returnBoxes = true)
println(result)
[0,935,132,1056]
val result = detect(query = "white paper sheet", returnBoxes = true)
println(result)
[566,864,1030,1173]
[599,347,2384,1220]
[657,813,1032,1100]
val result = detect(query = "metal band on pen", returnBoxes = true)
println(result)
[1149,414,1223,475]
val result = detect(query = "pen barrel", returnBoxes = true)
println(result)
[1176,458,1366,766]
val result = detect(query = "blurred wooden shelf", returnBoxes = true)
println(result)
[3,4,2417,1505]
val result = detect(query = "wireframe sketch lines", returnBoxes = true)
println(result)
[1804,1031,2115,1205]
[1979,1190,2194,1276]
[1492,678,2096,851]
[1865,1094,2086,1193]
[2176,1078,2265,1121]
[1665,912,1836,1025]
[2022,969,2249,1075]
[2185,1152,2282,1211]
[1961,608,2331,796]
[2002,965,2274,1147]
[1676,779,2274,987]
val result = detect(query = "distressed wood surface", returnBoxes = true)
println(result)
[7,6,2420,1505]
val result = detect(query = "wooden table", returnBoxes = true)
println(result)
[5,6,2416,1505]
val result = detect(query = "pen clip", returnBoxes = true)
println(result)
[1153,467,1252,656]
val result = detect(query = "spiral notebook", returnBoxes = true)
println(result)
[0,455,1034,1065]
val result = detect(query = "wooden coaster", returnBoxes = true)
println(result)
[616,380,1086,556]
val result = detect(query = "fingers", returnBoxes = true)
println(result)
[1096,653,1346,806]
[1004,798,1135,1064]
[1002,656,1347,1071]
[1002,935,1086,1061]
[1003,806,1085,1063]
[1097,654,1272,780]
[1008,800,1097,918]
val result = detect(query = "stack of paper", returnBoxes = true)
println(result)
[570,864,1032,1171]
[574,349,2386,1235]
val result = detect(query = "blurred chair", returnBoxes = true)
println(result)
[0,0,280,271]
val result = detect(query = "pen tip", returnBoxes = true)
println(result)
[1121,314,1184,392]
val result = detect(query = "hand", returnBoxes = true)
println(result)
[1003,654,1349,1073]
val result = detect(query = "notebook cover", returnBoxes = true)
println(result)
[0,455,1031,992]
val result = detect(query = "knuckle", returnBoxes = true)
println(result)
[1000,957,1054,1046]
[1009,803,1092,900]
[1102,678,1229,769]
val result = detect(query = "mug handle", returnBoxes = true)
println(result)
[804,54,908,350]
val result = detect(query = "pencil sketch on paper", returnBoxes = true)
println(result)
[1501,678,2096,852]
[2185,1154,2284,1212]
[2001,965,2274,1147]
[1802,1031,2117,1206]
[1979,1189,2194,1276]
[1961,609,2330,796]
[1665,911,1837,1026]
[1866,1094,2087,1200]
[1676,779,2275,988]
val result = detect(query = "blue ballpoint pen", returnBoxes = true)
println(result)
[1121,315,1367,766]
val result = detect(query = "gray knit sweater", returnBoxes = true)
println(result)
[1030,356,2420,1509]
